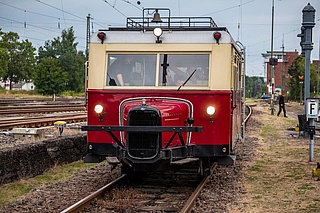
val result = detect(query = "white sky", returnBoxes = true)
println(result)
[0,0,319,77]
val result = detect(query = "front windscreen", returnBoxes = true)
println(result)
[158,54,209,87]
[106,53,209,87]
[107,54,157,86]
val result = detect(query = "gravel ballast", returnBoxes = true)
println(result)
[0,106,263,212]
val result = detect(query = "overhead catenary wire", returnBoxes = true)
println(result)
[0,15,87,45]
[0,16,61,34]
[0,1,94,29]
[120,0,142,11]
[101,0,128,18]
[0,0,100,51]
[201,0,257,16]
[34,0,106,28]
[0,0,117,30]
[35,0,86,21]
[0,1,59,20]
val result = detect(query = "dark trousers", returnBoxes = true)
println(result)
[277,104,286,117]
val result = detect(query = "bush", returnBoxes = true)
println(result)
[61,90,84,97]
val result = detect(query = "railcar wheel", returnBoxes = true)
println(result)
[121,165,147,183]
[121,164,133,175]
[198,158,212,177]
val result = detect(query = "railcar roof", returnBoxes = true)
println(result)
[106,16,228,33]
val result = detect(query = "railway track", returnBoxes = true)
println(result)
[0,97,84,106]
[0,105,85,115]
[244,104,253,125]
[0,99,86,130]
[61,163,218,213]
[0,112,86,130]
[60,106,252,213]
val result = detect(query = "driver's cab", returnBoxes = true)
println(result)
[106,53,209,88]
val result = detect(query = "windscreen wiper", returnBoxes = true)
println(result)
[161,54,169,86]
[177,69,197,91]
[107,73,117,86]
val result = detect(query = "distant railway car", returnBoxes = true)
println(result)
[82,8,245,174]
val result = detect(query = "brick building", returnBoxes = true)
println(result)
[313,59,320,73]
[262,50,299,95]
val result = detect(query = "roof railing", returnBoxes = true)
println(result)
[126,8,217,30]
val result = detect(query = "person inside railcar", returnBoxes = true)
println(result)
[174,74,185,86]
[107,55,135,86]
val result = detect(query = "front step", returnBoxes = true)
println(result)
[170,158,199,165]
[106,157,120,164]
[218,155,236,165]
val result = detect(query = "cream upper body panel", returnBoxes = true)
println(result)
[88,30,238,91]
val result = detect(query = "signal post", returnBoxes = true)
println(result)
[298,3,316,161]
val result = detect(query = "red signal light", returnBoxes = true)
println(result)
[269,57,278,66]
[213,32,221,44]
[97,32,106,44]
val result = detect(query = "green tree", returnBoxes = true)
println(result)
[288,56,305,101]
[38,27,86,93]
[0,47,9,78]
[287,55,317,101]
[0,30,36,89]
[245,76,265,98]
[34,57,67,96]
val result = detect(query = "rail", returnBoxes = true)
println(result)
[60,162,218,212]
[0,112,86,130]
[60,174,127,213]
[243,104,253,126]
[180,162,218,213]
[0,105,84,115]
[0,98,84,105]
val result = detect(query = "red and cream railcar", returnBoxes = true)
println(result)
[82,9,245,173]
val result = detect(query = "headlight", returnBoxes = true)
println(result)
[153,27,163,37]
[94,104,103,114]
[206,106,215,115]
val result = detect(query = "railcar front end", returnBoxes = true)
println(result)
[82,10,245,173]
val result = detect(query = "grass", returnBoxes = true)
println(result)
[260,123,276,138]
[245,98,258,105]
[0,91,87,207]
[241,103,320,212]
[0,90,84,98]
[0,161,96,207]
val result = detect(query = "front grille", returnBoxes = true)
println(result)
[127,106,161,159]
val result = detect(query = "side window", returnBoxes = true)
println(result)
[158,54,209,87]
[106,54,156,86]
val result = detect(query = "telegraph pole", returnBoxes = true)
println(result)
[86,14,91,59]
[281,37,285,94]
[317,35,320,98]
[270,0,276,115]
